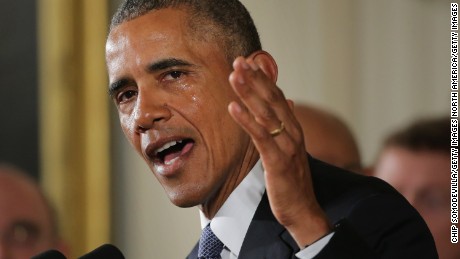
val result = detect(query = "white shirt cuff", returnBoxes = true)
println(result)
[295,232,334,259]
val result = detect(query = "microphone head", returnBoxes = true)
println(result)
[31,249,67,259]
[78,244,125,259]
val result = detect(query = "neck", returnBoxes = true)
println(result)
[200,143,259,219]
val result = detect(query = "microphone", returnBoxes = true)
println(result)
[78,244,125,259]
[31,249,67,259]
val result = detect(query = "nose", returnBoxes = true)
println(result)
[133,91,172,133]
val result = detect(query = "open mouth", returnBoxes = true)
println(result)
[154,139,194,165]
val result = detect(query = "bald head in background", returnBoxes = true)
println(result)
[293,104,362,173]
[0,163,68,259]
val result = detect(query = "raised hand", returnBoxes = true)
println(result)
[227,54,332,248]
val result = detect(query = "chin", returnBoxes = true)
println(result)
[165,186,208,208]
[171,199,200,208]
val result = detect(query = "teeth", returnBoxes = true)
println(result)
[155,140,183,154]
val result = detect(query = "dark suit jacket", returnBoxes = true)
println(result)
[187,156,438,258]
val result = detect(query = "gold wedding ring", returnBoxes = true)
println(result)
[269,121,285,137]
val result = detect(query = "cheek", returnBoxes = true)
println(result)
[120,113,138,144]
[187,87,235,128]
[423,215,450,238]
[376,170,400,187]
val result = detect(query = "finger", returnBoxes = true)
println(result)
[228,101,288,162]
[229,58,282,132]
[230,58,302,142]
[238,58,294,122]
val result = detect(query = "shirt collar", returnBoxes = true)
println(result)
[199,159,265,257]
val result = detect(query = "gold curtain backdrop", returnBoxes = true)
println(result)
[38,0,110,257]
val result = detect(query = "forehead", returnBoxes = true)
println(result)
[108,9,179,51]
[375,147,450,186]
[106,8,227,76]
[107,8,209,57]
[0,173,50,227]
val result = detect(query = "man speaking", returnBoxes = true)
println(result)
[106,0,437,258]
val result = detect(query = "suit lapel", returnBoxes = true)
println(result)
[238,193,299,259]
[187,194,298,259]
[185,241,199,259]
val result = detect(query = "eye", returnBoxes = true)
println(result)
[163,71,186,81]
[116,90,138,104]
[5,222,40,247]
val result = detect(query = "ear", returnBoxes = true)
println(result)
[247,50,278,83]
[286,99,295,112]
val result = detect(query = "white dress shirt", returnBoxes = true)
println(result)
[199,159,333,258]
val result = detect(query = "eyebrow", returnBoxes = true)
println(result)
[108,58,194,97]
[146,58,193,73]
[108,78,134,97]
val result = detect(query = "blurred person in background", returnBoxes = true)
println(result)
[372,117,455,259]
[293,104,362,173]
[0,163,68,259]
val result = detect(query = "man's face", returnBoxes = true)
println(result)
[106,8,252,207]
[374,147,457,259]
[0,174,55,259]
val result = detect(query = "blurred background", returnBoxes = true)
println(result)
[0,0,449,258]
